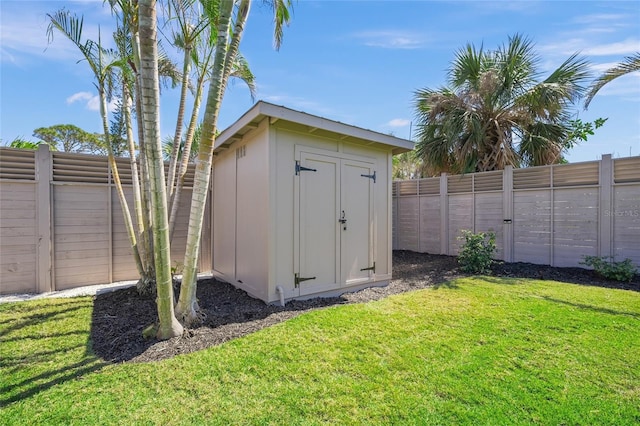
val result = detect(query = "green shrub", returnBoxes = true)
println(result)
[580,256,637,283]
[457,230,496,274]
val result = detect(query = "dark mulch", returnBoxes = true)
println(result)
[90,251,639,364]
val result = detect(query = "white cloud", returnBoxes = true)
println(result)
[583,38,640,56]
[387,118,410,127]
[263,94,337,117]
[572,14,628,25]
[67,91,118,112]
[0,3,116,65]
[67,92,94,104]
[352,30,427,49]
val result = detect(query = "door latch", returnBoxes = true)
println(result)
[338,210,347,230]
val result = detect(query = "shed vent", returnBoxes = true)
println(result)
[236,145,246,159]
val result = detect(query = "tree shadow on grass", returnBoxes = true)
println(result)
[432,280,461,290]
[0,358,105,407]
[0,299,107,408]
[541,296,640,319]
[0,300,90,339]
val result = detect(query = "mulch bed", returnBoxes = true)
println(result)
[90,251,639,364]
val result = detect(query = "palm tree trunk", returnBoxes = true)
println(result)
[175,0,245,325]
[169,73,205,240]
[123,83,146,260]
[99,87,145,279]
[133,26,156,292]
[166,45,192,199]
[139,0,183,339]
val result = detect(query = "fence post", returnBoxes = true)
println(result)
[599,154,613,259]
[503,166,514,262]
[35,144,53,293]
[440,173,448,255]
[392,182,398,250]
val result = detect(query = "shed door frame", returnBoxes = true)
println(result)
[294,146,375,297]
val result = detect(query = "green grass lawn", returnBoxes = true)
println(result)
[1,277,639,425]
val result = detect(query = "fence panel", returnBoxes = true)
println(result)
[613,184,640,265]
[513,189,551,264]
[392,154,640,269]
[552,188,599,267]
[0,182,37,293]
[53,185,110,289]
[474,192,504,259]
[448,194,473,255]
[396,196,420,252]
[0,146,213,295]
[418,195,440,253]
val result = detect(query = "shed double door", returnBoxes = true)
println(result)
[297,151,375,296]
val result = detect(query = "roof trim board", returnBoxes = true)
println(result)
[215,101,414,155]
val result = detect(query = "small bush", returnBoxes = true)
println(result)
[580,256,637,283]
[457,230,496,274]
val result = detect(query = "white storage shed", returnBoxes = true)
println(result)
[211,102,414,304]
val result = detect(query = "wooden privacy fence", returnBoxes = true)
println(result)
[392,154,640,269]
[0,145,212,295]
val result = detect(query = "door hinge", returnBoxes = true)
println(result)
[295,273,316,287]
[360,171,376,183]
[360,262,376,273]
[296,161,317,175]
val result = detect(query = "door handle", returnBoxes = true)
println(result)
[338,210,347,224]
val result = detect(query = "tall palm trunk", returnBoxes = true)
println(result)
[168,62,207,239]
[99,86,145,279]
[166,45,192,199]
[132,26,156,292]
[122,82,147,265]
[139,0,183,339]
[175,0,246,325]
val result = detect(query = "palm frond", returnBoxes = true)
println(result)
[584,52,640,108]
[230,53,256,100]
[269,0,293,50]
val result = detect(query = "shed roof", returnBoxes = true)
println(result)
[214,101,415,155]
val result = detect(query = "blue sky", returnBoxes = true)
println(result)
[1,0,639,163]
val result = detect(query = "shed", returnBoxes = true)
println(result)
[211,101,414,304]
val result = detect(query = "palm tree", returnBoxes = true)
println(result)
[413,34,591,174]
[138,0,184,339]
[584,52,640,109]
[164,0,211,200]
[175,0,292,326]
